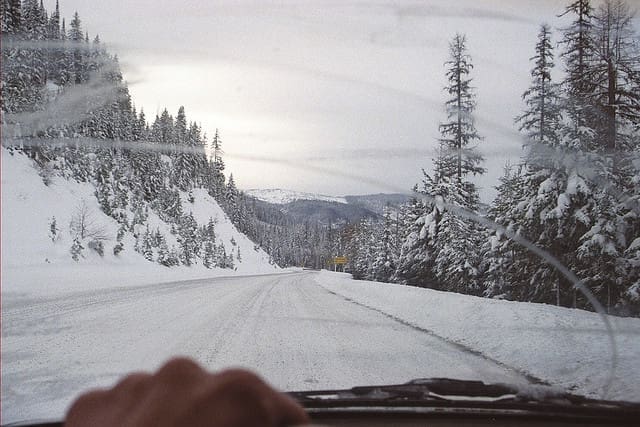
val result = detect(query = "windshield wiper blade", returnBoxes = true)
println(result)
[364,378,523,402]
[289,377,640,411]
[292,378,538,403]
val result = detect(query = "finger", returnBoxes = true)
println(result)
[155,357,206,385]
[111,372,153,398]
[211,369,309,426]
[272,392,310,426]
[129,359,208,425]
[65,389,111,427]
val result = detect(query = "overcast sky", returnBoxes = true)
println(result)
[44,0,639,200]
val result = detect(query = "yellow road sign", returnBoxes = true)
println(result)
[333,257,347,265]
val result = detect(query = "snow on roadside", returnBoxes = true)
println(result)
[1,148,278,297]
[315,270,640,401]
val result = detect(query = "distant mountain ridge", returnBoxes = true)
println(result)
[245,188,411,214]
[244,189,347,205]
[244,189,411,225]
[344,193,412,216]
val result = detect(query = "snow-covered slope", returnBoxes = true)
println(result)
[1,148,278,296]
[244,188,347,205]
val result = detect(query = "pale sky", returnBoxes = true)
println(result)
[44,0,639,201]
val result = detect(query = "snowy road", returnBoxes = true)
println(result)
[2,271,529,423]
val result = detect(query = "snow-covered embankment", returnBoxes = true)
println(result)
[316,270,640,401]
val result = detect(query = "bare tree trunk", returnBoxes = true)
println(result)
[606,56,617,164]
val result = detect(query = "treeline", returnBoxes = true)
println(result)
[245,198,339,268]
[343,0,640,316]
[1,0,252,268]
[2,0,96,112]
[1,0,335,270]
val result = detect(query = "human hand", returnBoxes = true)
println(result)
[65,358,310,427]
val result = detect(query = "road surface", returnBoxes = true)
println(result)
[2,271,529,423]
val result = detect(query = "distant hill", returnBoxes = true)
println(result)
[245,189,347,205]
[280,199,378,224]
[344,193,412,215]
[244,189,411,225]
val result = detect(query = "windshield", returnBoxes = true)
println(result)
[2,0,640,424]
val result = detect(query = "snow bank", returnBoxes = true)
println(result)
[1,148,278,296]
[315,270,640,401]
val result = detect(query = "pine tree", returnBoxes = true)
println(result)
[1,0,47,112]
[68,11,85,84]
[497,22,595,307]
[437,33,484,183]
[560,0,595,97]
[397,34,484,293]
[1,0,22,34]
[571,0,640,313]
[201,241,213,268]
[482,164,525,298]
[172,107,193,190]
[560,0,598,155]
[142,226,154,261]
[225,174,241,225]
[168,245,181,266]
[155,188,182,222]
[218,244,229,268]
[157,239,171,266]
[188,121,208,186]
[206,217,216,242]
[207,129,226,200]
[394,197,434,286]
[177,213,199,266]
[131,197,148,230]
[94,148,115,215]
[516,24,562,150]
[371,209,396,282]
[156,109,174,145]
[113,222,126,256]
[559,0,598,151]
[588,0,640,155]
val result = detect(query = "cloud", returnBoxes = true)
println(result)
[391,3,532,23]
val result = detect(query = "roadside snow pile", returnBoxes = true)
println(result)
[1,148,277,296]
[316,270,640,401]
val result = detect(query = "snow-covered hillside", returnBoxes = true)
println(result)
[1,148,278,296]
[245,188,347,205]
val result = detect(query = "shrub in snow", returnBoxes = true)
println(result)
[38,162,54,186]
[88,239,105,257]
[48,217,59,242]
[69,199,107,241]
[70,238,84,261]
[113,242,124,256]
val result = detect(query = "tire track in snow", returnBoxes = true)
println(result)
[2,271,539,423]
